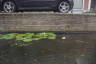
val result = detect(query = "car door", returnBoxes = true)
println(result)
[15,0,57,9]
[15,0,34,8]
[29,0,57,8]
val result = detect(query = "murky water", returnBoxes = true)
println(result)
[0,33,96,64]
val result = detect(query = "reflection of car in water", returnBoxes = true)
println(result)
[0,0,74,13]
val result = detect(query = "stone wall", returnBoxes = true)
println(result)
[0,13,96,31]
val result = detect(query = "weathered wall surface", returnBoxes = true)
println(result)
[0,13,96,31]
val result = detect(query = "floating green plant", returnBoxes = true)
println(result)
[0,32,56,47]
[0,33,17,40]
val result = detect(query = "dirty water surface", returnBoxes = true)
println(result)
[0,33,96,64]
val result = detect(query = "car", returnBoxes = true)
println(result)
[0,0,74,13]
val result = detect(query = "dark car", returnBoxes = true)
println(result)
[0,0,74,13]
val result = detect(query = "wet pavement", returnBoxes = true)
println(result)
[0,33,96,64]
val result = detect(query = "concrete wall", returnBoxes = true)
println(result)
[0,13,96,32]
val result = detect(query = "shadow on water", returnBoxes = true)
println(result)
[0,33,96,64]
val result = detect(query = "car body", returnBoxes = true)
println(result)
[0,0,74,13]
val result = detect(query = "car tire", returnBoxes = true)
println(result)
[3,1,16,13]
[58,1,71,13]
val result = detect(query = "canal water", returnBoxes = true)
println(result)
[0,32,96,64]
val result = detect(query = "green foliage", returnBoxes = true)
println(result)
[0,32,56,47]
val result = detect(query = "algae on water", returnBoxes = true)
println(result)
[0,32,56,47]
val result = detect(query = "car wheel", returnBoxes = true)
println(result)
[58,1,70,13]
[3,1,16,13]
